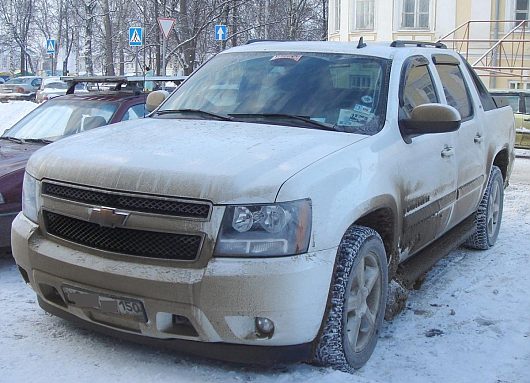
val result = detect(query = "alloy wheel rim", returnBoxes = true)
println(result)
[344,251,382,353]
[487,180,501,238]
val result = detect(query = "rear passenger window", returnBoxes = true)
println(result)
[435,64,473,120]
[401,64,438,116]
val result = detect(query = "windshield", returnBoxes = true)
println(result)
[160,51,390,134]
[2,99,117,141]
[6,78,32,85]
[43,82,68,90]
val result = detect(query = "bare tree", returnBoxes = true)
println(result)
[0,0,36,74]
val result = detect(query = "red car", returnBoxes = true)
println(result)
[0,90,148,250]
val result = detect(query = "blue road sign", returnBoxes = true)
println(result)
[129,27,143,47]
[215,25,228,41]
[46,39,56,54]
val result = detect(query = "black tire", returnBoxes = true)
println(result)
[314,225,388,372]
[465,165,504,250]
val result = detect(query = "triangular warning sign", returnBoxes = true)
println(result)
[47,41,54,52]
[158,18,176,39]
[131,29,142,43]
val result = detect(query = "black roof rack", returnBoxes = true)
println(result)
[245,39,287,44]
[390,40,447,49]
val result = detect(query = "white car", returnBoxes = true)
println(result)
[35,78,88,103]
[12,40,515,372]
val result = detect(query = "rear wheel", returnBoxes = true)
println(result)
[465,165,504,250]
[314,225,388,372]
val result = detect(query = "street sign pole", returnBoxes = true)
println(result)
[158,18,176,77]
[51,54,54,76]
[135,47,138,75]
[129,27,143,75]
[163,38,167,76]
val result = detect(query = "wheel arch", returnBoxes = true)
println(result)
[350,199,400,279]
[492,147,510,184]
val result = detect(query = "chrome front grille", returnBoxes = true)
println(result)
[42,182,211,219]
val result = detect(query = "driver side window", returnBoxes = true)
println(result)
[400,59,438,117]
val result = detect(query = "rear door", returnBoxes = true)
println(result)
[432,54,486,227]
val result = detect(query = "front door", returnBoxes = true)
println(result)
[397,56,458,259]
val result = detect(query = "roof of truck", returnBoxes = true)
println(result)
[224,40,453,60]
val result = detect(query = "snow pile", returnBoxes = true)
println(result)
[0,101,37,135]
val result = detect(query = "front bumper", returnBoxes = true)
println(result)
[0,93,35,101]
[0,211,18,248]
[12,213,337,358]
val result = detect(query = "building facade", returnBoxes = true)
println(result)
[328,0,530,88]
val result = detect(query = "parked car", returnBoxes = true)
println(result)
[0,76,42,101]
[11,41,514,372]
[490,90,530,149]
[0,89,148,251]
[35,77,88,103]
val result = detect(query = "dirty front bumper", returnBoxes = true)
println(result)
[11,213,337,362]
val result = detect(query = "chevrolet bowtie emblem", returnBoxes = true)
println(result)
[88,207,129,228]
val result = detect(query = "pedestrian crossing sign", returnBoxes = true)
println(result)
[46,39,56,54]
[129,27,143,47]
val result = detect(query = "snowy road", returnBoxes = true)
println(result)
[0,102,529,382]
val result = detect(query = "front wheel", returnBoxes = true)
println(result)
[314,226,388,372]
[465,165,504,250]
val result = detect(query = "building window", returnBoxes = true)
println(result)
[515,0,529,21]
[354,0,375,30]
[400,0,430,30]
[333,0,341,32]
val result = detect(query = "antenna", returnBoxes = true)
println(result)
[357,36,367,49]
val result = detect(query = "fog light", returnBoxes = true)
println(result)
[255,317,274,337]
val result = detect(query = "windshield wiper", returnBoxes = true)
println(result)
[21,138,54,144]
[155,109,233,121]
[0,137,53,144]
[228,113,336,131]
[0,136,25,143]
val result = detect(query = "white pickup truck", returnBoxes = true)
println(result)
[12,40,515,372]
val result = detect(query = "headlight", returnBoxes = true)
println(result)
[214,199,312,257]
[22,172,39,223]
[0,193,5,204]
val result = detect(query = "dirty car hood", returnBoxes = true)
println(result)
[27,118,366,203]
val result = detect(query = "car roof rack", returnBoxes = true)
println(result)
[390,40,447,49]
[60,75,187,94]
[245,39,287,44]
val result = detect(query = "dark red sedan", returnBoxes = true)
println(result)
[0,91,148,250]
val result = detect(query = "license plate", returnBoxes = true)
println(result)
[62,286,146,322]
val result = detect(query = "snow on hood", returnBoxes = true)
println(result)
[27,118,366,204]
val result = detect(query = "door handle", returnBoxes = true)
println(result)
[524,118,530,122]
[441,146,455,158]
[474,134,483,144]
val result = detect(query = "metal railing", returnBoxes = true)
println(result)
[437,20,530,80]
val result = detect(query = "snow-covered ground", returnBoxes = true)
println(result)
[0,104,529,383]
[0,101,38,135]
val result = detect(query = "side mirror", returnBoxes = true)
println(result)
[400,103,461,143]
[145,90,169,112]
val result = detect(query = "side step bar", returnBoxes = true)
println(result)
[396,215,476,289]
